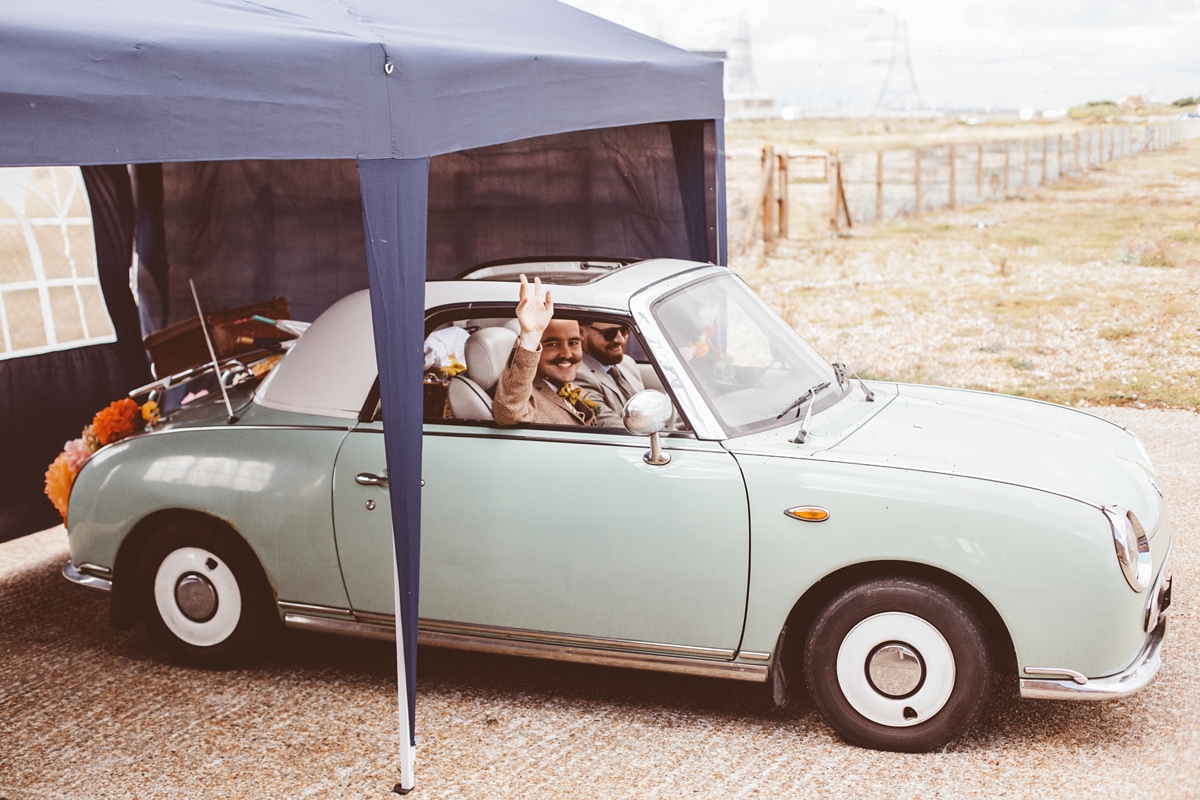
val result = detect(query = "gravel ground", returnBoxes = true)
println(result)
[1,406,1196,799]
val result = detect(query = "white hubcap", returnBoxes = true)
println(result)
[836,612,955,727]
[154,547,241,647]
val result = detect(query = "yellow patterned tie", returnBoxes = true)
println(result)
[558,383,597,409]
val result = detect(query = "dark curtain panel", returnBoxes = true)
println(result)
[0,165,151,542]
[425,121,719,279]
[357,156,429,747]
[147,159,371,331]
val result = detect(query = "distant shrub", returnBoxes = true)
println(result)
[1172,96,1198,107]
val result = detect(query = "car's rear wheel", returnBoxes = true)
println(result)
[803,578,990,752]
[137,517,277,668]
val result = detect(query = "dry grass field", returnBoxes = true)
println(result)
[726,121,1200,411]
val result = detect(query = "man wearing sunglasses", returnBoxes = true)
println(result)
[575,317,645,427]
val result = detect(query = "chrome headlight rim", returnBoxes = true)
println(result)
[1103,505,1152,593]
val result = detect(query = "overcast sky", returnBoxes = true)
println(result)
[562,0,1200,111]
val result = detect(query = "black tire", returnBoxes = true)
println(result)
[803,578,991,752]
[136,517,278,669]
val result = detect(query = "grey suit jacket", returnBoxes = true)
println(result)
[574,353,645,428]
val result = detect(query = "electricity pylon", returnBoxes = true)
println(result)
[874,16,924,112]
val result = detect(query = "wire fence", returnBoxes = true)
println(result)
[739,119,1200,250]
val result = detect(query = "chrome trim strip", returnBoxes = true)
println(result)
[284,613,395,642]
[421,426,715,453]
[279,605,761,680]
[1019,618,1167,700]
[1023,666,1089,685]
[277,600,355,621]
[148,424,352,435]
[62,560,112,592]
[737,650,772,662]
[629,266,729,441]
[420,618,735,660]
[421,628,768,683]
[77,562,113,580]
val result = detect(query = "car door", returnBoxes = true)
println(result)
[332,421,751,656]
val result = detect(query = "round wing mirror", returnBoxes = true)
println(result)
[622,390,673,436]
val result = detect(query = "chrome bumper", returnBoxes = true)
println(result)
[1019,616,1167,700]
[62,559,113,592]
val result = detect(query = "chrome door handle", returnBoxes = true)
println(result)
[355,472,388,487]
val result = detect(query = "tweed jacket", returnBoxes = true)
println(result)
[573,353,645,428]
[492,344,597,427]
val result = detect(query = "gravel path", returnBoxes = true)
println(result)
[2,407,1196,799]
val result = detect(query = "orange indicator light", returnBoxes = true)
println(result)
[785,506,830,522]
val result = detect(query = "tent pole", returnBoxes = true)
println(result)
[392,540,415,794]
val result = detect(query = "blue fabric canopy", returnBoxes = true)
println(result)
[1,0,721,165]
[1,1,723,790]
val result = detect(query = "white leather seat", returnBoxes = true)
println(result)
[448,326,518,420]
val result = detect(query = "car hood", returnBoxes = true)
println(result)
[731,384,1165,535]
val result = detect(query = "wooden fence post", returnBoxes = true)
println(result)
[776,152,788,239]
[762,145,777,243]
[1003,141,1010,194]
[976,143,983,199]
[914,147,922,213]
[1074,131,1081,172]
[828,151,840,232]
[1041,137,1048,184]
[1022,138,1029,187]
[1057,134,1063,179]
[1108,126,1115,160]
[948,143,957,209]
[875,150,884,222]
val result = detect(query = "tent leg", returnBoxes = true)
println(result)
[391,543,416,795]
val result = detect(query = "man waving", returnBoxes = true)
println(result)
[492,275,602,427]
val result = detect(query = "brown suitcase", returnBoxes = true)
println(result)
[143,297,292,378]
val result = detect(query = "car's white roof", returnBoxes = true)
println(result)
[254,259,714,419]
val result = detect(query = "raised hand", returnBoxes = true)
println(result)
[515,274,553,350]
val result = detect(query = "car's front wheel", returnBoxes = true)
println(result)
[804,578,990,752]
[137,518,277,668]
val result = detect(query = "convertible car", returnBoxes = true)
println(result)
[63,259,1173,752]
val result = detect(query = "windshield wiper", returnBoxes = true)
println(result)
[833,362,875,402]
[776,381,831,421]
[791,381,832,444]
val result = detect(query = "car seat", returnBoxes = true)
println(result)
[447,326,518,420]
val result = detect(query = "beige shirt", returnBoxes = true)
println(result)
[492,344,597,427]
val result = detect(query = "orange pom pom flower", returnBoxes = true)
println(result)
[45,452,75,522]
[92,398,141,446]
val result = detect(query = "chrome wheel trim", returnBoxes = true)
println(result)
[836,612,955,727]
[154,547,241,647]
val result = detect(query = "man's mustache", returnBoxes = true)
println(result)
[551,356,581,365]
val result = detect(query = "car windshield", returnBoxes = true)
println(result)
[652,274,840,436]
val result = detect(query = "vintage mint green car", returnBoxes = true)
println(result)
[63,259,1173,752]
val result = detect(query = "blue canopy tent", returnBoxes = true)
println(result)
[1,1,724,789]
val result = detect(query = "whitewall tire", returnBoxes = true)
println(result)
[137,517,277,668]
[804,578,991,752]
[153,547,243,647]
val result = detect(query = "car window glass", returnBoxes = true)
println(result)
[652,274,837,436]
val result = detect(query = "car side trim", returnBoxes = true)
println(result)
[1019,617,1167,700]
[62,560,112,592]
[278,604,768,682]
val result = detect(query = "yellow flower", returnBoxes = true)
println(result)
[141,400,160,425]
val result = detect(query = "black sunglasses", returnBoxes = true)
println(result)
[587,323,630,342]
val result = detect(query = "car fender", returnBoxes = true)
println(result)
[734,453,1164,679]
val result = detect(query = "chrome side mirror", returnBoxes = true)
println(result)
[622,390,673,465]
